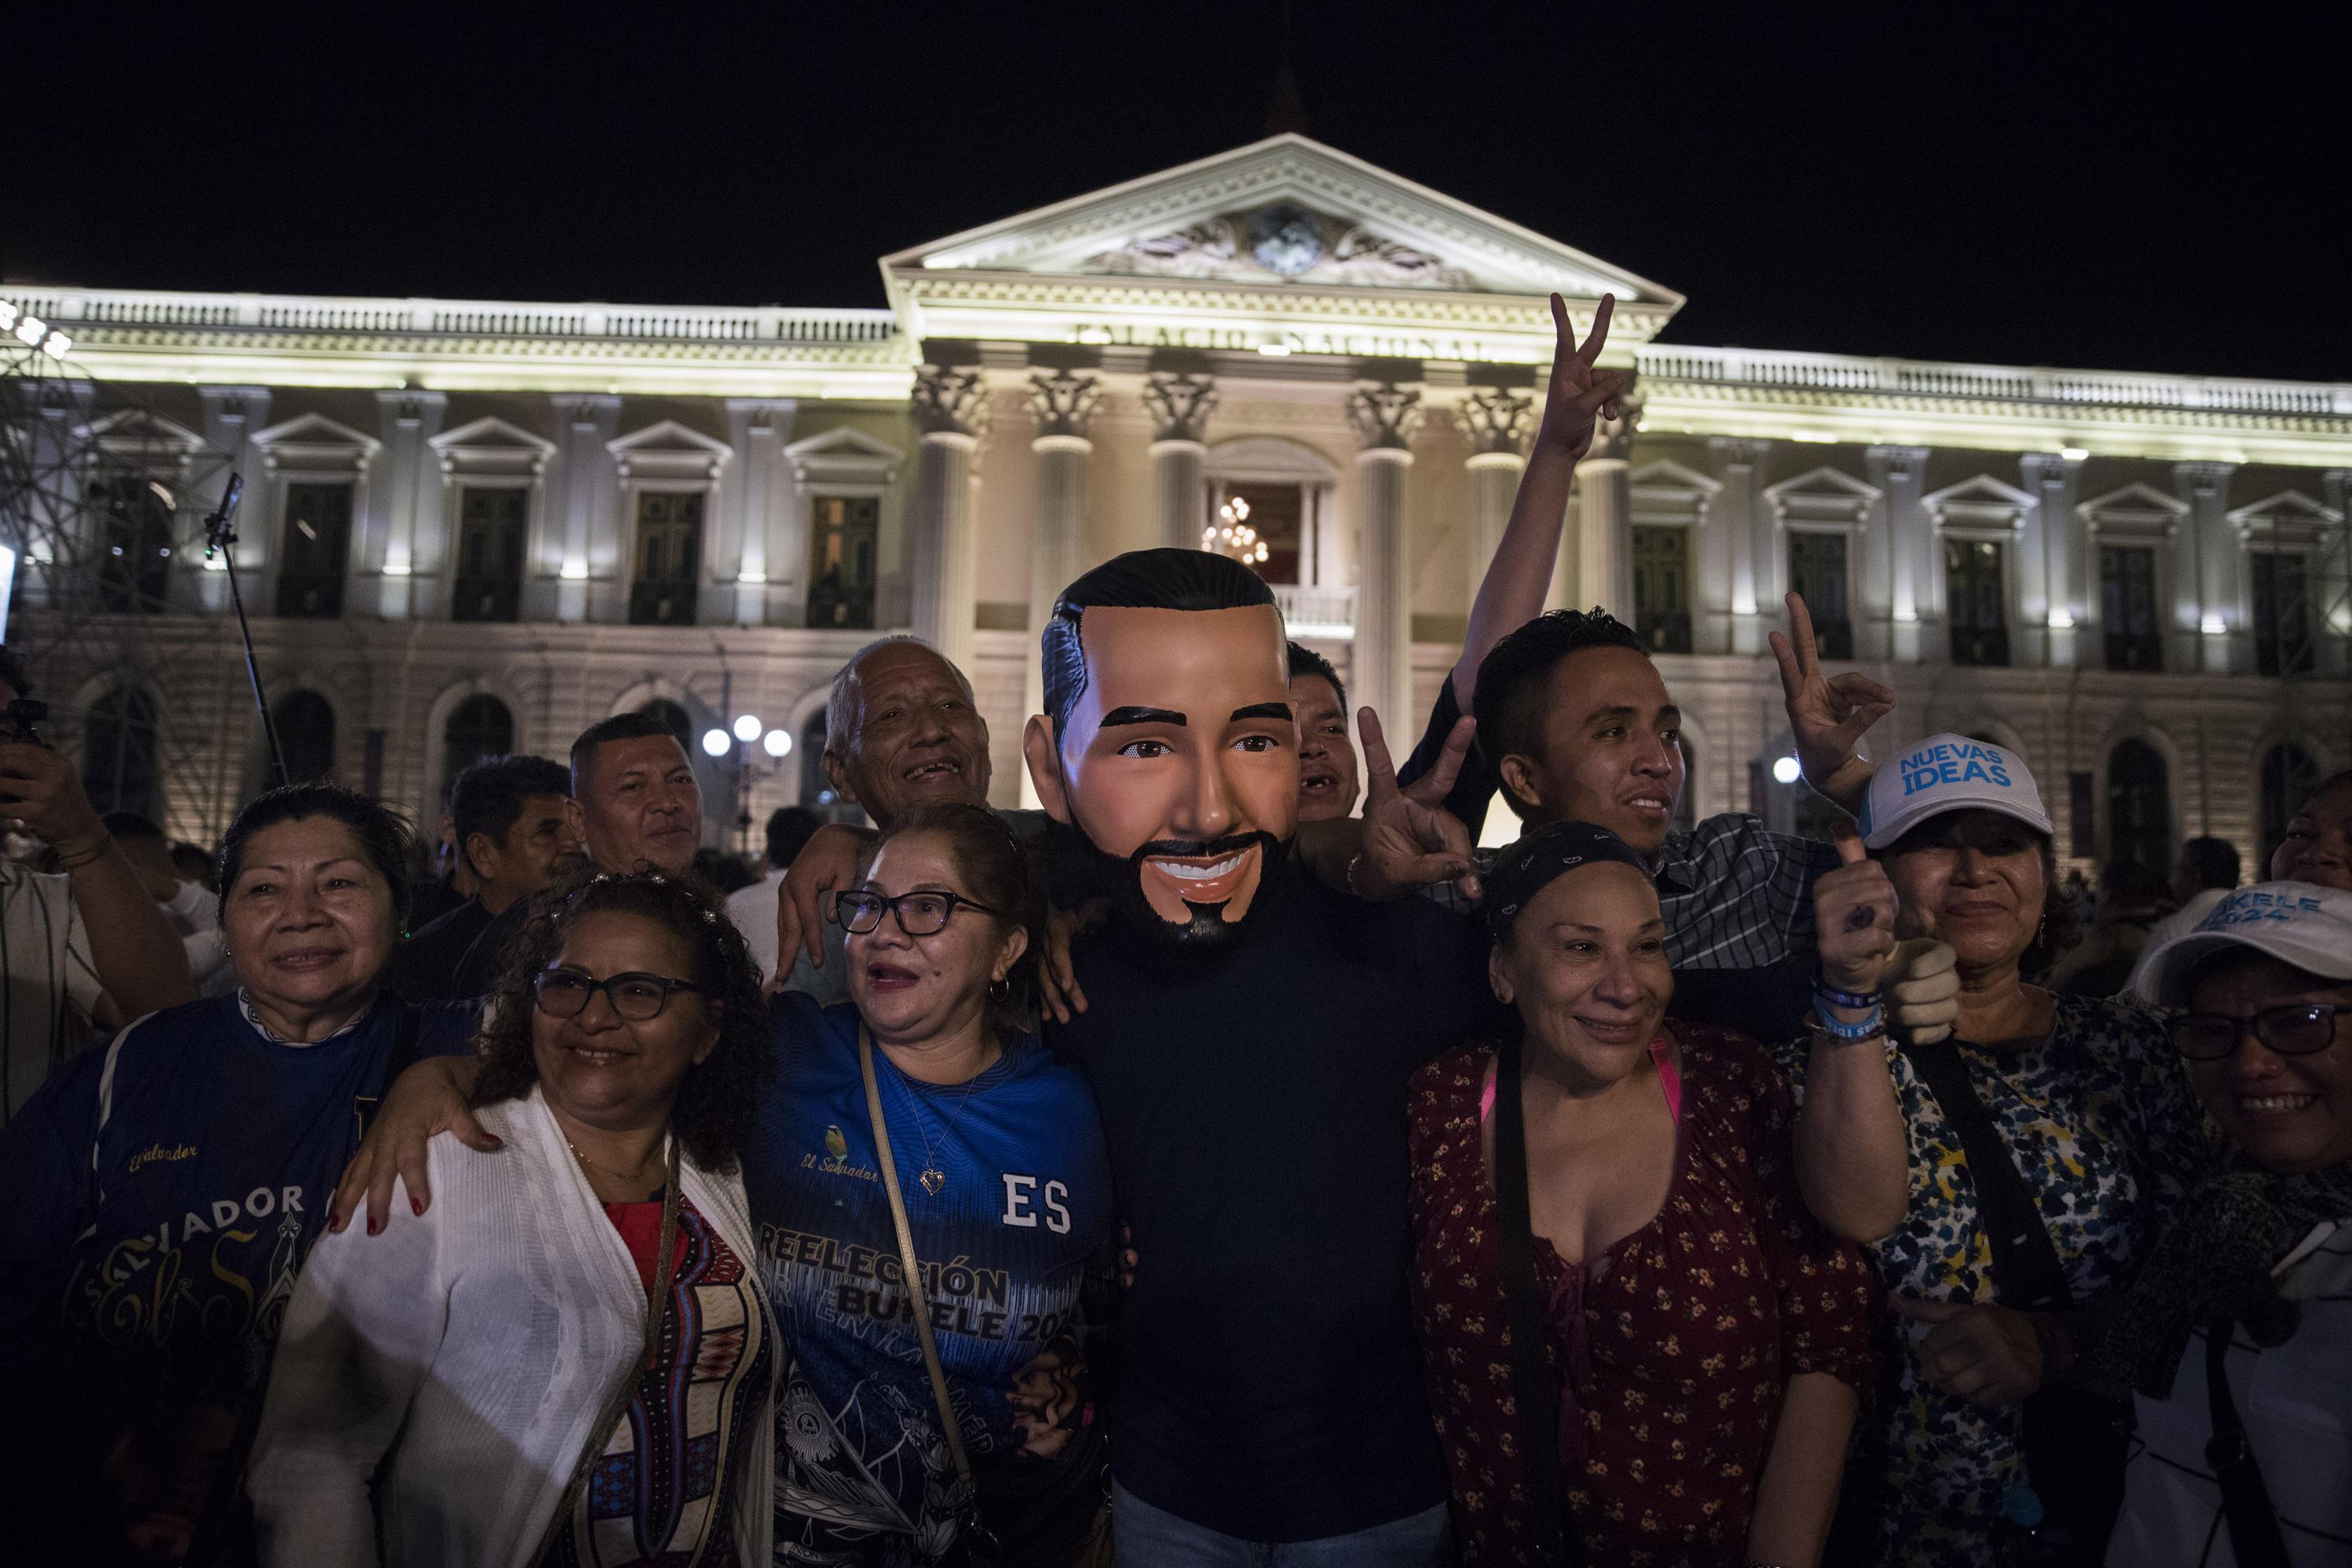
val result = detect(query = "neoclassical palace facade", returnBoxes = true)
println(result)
[9,135,2348,874]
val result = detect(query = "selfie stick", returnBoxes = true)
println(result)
[202,474,288,790]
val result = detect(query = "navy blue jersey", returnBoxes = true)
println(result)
[0,992,474,1551]
[752,993,1112,1559]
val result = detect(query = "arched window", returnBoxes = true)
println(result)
[85,686,159,818]
[275,690,336,784]
[2107,739,2172,879]
[441,694,514,811]
[2260,744,2320,876]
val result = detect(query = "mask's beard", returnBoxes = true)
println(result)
[1053,822,1289,954]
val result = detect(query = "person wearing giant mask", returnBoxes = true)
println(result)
[1019,546,1492,1563]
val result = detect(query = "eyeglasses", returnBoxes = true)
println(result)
[833,888,998,937]
[533,967,706,1022]
[2170,1003,2343,1062]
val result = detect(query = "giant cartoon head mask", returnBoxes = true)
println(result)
[1023,549,1298,951]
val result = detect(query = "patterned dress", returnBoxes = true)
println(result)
[546,1195,776,1568]
[1409,1025,1878,1567]
[1770,991,2204,1568]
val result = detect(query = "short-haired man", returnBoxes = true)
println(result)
[723,804,822,976]
[1287,641,1359,822]
[450,713,700,995]
[0,649,194,1123]
[2174,834,2241,904]
[390,755,575,1001]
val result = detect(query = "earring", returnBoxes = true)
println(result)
[989,977,1010,1000]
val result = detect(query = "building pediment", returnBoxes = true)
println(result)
[252,412,382,474]
[883,134,1680,361]
[607,419,732,481]
[1766,466,1882,526]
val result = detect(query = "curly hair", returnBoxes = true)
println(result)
[469,869,771,1173]
[853,801,1046,1040]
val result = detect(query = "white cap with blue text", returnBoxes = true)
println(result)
[1857,732,2052,851]
[2132,880,2352,1007]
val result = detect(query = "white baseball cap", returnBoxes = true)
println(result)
[1857,732,2053,851]
[2132,880,2352,1007]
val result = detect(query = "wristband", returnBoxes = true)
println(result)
[54,832,117,872]
[1810,1004,1885,1041]
[1812,964,1879,1010]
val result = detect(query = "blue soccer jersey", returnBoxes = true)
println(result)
[750,993,1112,1562]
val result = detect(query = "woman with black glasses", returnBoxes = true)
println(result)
[247,870,781,1566]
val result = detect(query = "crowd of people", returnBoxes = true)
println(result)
[1,293,2347,1568]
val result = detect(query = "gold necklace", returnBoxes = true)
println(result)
[565,1134,666,1191]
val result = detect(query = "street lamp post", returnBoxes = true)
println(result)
[699,713,793,857]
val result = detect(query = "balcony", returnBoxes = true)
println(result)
[1273,584,1355,637]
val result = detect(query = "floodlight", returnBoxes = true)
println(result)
[41,331,69,358]
[14,315,45,347]
[0,301,16,330]
[700,728,731,757]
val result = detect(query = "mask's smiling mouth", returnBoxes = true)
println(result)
[1144,847,1255,907]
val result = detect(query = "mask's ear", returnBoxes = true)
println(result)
[1024,715,1073,824]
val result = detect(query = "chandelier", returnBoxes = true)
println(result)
[1203,495,1269,564]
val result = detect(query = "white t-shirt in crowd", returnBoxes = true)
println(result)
[0,858,103,1123]
[2109,1218,2352,1566]
[724,865,787,978]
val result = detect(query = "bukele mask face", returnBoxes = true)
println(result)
[1026,600,1300,953]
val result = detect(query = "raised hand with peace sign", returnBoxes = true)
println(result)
[1769,590,1894,811]
[1533,292,1626,461]
[1345,708,1481,903]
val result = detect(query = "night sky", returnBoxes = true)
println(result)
[11,2,2348,382]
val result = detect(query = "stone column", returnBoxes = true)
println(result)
[1455,387,1533,587]
[1025,370,1101,727]
[2021,452,2085,666]
[1347,382,1423,746]
[549,395,620,622]
[1708,437,1773,653]
[1572,389,1642,620]
[1866,446,1933,662]
[195,387,270,614]
[370,390,446,620]
[720,399,795,626]
[1143,372,1218,550]
[909,367,990,676]
[2172,462,2239,674]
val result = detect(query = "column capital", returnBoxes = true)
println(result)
[1584,380,1644,463]
[1142,372,1218,444]
[1454,386,1534,457]
[1347,382,1424,452]
[1024,369,1102,441]
[1032,432,1093,456]
[1466,449,1526,474]
[374,388,448,428]
[2020,452,2083,487]
[912,365,991,440]
[1708,434,1777,467]
[1864,444,1933,481]
[2172,459,2238,493]
[197,386,272,421]
[722,397,796,430]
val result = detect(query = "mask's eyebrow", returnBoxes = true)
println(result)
[1230,702,1293,723]
[1100,706,1185,728]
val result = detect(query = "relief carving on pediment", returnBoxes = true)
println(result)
[1087,204,1472,289]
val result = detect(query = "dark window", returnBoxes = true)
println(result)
[1945,538,2009,666]
[275,483,352,618]
[2259,743,2320,873]
[89,470,176,612]
[2098,546,2162,671]
[2107,738,2172,879]
[628,491,702,626]
[1631,525,1693,654]
[805,495,879,630]
[1788,532,1853,659]
[1221,485,1306,585]
[2252,552,2314,676]
[85,686,159,817]
[452,487,528,623]
[439,694,514,809]
[275,690,336,783]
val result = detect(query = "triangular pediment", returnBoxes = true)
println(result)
[883,135,1679,358]
[1765,466,1881,525]
[1924,474,2036,521]
[79,407,206,453]
[607,419,732,481]
[253,412,381,456]
[2229,488,2343,545]
[783,425,903,485]
[2080,481,2189,521]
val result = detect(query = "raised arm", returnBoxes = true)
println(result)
[1793,823,1909,1241]
[0,741,194,1022]
[1452,293,1628,710]
[1334,709,1480,902]
[777,821,874,971]
[328,1055,492,1236]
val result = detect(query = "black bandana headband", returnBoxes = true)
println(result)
[1484,819,1651,940]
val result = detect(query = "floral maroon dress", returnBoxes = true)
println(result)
[1407,1024,1877,1567]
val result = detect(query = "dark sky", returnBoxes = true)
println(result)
[12,1,2349,381]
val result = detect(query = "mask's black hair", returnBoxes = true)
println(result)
[1041,548,1277,742]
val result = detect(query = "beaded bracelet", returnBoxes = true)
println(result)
[1810,1004,1886,1041]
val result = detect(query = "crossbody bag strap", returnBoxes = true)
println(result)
[1900,1037,2074,1311]
[2203,1316,2292,1568]
[1491,1036,1583,1566]
[860,1024,978,1496]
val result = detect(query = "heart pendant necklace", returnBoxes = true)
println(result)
[893,1060,985,1199]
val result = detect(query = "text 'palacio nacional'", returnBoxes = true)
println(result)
[8,135,2347,873]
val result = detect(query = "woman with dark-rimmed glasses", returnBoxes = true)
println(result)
[248,870,781,1566]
